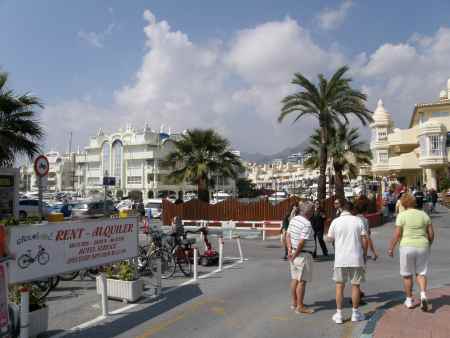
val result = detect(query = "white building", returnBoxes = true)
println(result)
[74,125,237,199]
[20,151,75,192]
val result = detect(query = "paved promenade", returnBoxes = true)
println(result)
[373,286,450,338]
[45,206,450,338]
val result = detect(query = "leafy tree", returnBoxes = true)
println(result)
[165,129,243,203]
[236,178,257,198]
[304,125,372,200]
[279,66,372,200]
[0,72,44,167]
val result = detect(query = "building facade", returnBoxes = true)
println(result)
[246,161,320,194]
[20,151,75,192]
[370,83,450,190]
[74,125,237,199]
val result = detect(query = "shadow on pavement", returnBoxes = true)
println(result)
[45,284,204,338]
[429,294,450,313]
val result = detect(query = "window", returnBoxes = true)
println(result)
[419,112,428,125]
[112,140,123,180]
[431,112,449,118]
[378,151,388,163]
[377,129,387,141]
[447,132,450,148]
[419,136,427,156]
[430,135,442,156]
[88,162,100,170]
[127,160,141,169]
[88,177,100,185]
[102,142,110,175]
[147,174,154,183]
[127,176,142,184]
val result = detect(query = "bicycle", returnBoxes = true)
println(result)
[18,245,50,269]
[136,229,176,284]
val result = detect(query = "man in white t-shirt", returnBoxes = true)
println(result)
[286,201,315,314]
[327,200,368,324]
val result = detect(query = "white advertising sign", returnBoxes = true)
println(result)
[7,217,138,284]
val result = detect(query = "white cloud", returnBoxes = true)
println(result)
[317,0,353,30]
[78,23,115,48]
[43,9,450,156]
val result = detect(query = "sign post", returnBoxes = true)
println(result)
[102,175,116,217]
[34,155,49,220]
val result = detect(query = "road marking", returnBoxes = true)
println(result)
[210,306,226,316]
[135,299,221,338]
[49,260,244,338]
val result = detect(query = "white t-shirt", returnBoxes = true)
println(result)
[288,215,314,252]
[327,211,367,267]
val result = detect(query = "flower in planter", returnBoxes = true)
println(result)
[9,283,46,312]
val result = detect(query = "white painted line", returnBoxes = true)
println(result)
[49,260,246,338]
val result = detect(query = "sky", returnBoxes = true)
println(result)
[3,0,450,155]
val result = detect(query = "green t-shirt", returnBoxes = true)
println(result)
[396,209,431,248]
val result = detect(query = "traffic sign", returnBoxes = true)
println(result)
[34,155,49,177]
[103,176,116,186]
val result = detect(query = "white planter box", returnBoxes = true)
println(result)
[29,306,49,338]
[97,278,144,302]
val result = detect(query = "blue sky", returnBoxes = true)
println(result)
[3,0,450,154]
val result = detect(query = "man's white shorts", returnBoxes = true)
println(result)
[333,267,366,285]
[399,246,430,276]
[290,253,313,282]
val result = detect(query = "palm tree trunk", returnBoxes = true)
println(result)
[197,178,210,203]
[317,126,328,201]
[334,165,345,201]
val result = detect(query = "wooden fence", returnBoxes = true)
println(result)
[162,196,302,225]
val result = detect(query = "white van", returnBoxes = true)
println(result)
[144,198,163,218]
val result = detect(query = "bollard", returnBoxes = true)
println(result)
[262,222,266,241]
[19,287,29,338]
[218,237,223,272]
[193,247,198,281]
[97,273,109,317]
[236,236,244,263]
[155,256,162,297]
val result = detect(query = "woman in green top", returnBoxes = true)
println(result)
[388,193,434,312]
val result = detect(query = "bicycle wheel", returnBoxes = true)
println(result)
[38,252,50,265]
[59,271,79,281]
[17,255,31,269]
[174,247,192,277]
[148,248,176,282]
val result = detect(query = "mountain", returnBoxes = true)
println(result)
[240,139,310,163]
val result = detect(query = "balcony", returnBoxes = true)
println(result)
[388,128,418,146]
[388,152,420,170]
[124,151,154,160]
[419,149,448,168]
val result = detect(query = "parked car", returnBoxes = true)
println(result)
[18,199,50,219]
[143,199,163,218]
[116,199,133,211]
[71,200,116,218]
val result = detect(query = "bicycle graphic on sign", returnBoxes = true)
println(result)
[17,245,50,269]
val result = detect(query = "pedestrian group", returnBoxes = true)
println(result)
[285,190,435,323]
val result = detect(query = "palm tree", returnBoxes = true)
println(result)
[279,66,372,200]
[164,129,243,203]
[0,72,44,167]
[304,126,372,201]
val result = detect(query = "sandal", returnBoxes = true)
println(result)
[295,307,315,314]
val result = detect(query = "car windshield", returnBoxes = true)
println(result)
[73,203,88,209]
[145,203,161,209]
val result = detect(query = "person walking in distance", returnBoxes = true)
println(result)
[333,199,343,218]
[281,204,297,260]
[286,201,316,314]
[311,200,328,258]
[327,200,368,324]
[388,193,434,311]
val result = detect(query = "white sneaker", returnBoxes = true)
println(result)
[332,312,343,324]
[351,310,365,322]
[404,298,414,309]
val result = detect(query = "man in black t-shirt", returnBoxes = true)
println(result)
[414,186,425,209]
